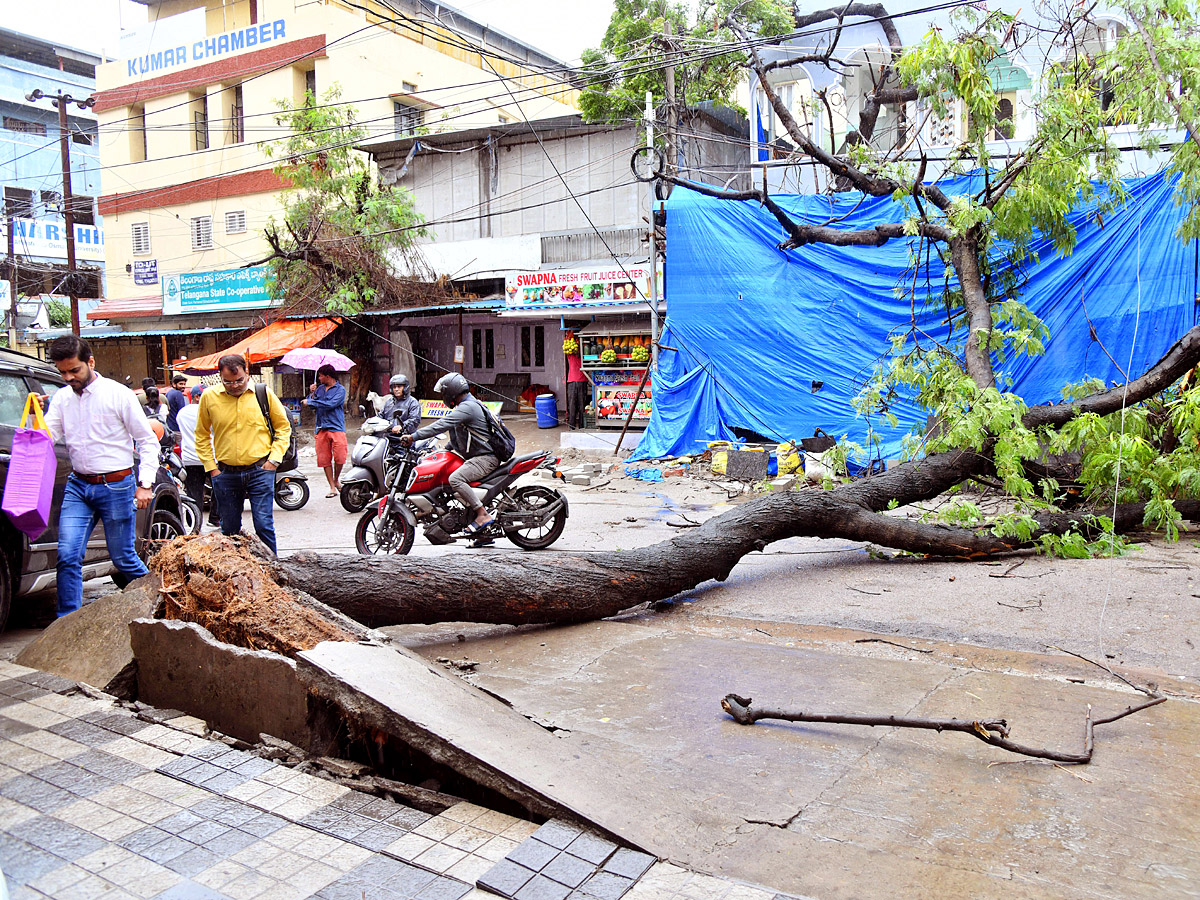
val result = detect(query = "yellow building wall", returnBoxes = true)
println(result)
[97,0,579,301]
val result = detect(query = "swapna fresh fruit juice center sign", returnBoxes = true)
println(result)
[505,266,650,309]
[162,267,273,315]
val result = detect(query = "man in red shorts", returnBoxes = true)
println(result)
[303,364,347,497]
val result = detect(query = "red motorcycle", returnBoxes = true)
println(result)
[354,440,569,555]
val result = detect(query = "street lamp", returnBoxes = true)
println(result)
[24,90,97,336]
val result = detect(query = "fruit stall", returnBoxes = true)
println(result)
[577,326,653,428]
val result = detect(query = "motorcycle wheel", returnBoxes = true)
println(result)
[503,485,567,550]
[340,480,374,513]
[178,495,203,534]
[275,477,310,511]
[354,505,415,555]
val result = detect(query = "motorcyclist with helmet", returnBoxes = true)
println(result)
[381,374,421,435]
[400,372,498,534]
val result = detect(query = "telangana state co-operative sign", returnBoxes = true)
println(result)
[162,267,273,316]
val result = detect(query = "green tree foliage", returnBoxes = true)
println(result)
[704,4,1200,555]
[260,86,427,315]
[45,299,71,328]
[579,0,791,124]
[1108,0,1200,238]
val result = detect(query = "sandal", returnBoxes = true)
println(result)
[464,518,494,534]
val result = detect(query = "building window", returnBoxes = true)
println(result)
[402,81,417,93]
[130,105,147,162]
[192,95,209,151]
[190,216,213,251]
[69,195,94,226]
[131,222,151,255]
[225,210,247,234]
[472,328,494,369]
[305,68,317,103]
[2,117,45,135]
[71,130,94,145]
[520,325,545,368]
[40,191,61,215]
[3,187,34,218]
[393,102,422,136]
[230,84,245,144]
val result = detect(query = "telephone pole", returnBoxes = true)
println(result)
[663,21,676,177]
[6,214,16,349]
[25,89,95,336]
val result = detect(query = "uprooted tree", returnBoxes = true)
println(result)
[163,1,1200,630]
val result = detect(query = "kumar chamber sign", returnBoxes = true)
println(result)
[162,267,272,316]
[119,8,290,79]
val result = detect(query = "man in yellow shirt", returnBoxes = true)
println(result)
[195,353,291,554]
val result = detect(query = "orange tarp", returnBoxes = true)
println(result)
[175,317,339,373]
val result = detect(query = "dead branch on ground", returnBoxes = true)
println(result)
[720,693,1166,764]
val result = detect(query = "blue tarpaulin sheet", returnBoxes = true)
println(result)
[632,171,1198,462]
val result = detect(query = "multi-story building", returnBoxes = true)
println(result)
[87,0,579,382]
[0,28,104,350]
[365,107,748,433]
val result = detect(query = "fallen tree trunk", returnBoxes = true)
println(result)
[155,327,1200,630]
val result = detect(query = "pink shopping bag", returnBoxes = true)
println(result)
[2,392,58,540]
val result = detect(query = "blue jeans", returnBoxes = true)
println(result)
[212,464,277,554]
[57,473,147,617]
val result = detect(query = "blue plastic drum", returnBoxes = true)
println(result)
[534,393,559,428]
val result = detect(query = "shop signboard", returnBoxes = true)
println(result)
[162,266,273,315]
[0,218,104,262]
[420,399,502,419]
[119,7,289,80]
[133,260,158,286]
[505,265,651,309]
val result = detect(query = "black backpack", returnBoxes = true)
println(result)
[469,398,516,462]
[254,383,298,470]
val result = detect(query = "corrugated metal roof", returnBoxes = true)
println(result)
[86,295,162,319]
[33,324,246,341]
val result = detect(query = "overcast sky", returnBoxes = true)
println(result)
[6,0,614,65]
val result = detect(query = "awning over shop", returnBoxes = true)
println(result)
[175,317,339,374]
[87,295,163,319]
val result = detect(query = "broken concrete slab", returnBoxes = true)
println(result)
[424,618,1199,899]
[15,574,161,698]
[129,618,310,746]
[295,641,682,855]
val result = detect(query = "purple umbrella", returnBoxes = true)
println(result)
[279,348,356,371]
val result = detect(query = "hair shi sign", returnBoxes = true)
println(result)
[505,266,650,309]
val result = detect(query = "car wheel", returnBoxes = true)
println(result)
[142,508,185,560]
[0,550,11,633]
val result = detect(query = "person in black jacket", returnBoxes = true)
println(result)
[381,374,421,435]
[400,372,497,533]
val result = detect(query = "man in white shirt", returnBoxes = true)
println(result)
[176,384,219,527]
[44,335,161,617]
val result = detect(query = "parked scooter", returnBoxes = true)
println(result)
[354,440,568,555]
[162,441,311,514]
[339,415,396,512]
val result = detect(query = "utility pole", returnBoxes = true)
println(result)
[25,89,95,336]
[6,214,16,350]
[663,21,676,177]
[645,92,659,371]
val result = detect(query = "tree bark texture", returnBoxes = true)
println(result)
[267,325,1200,628]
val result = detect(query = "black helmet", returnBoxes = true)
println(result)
[388,374,410,396]
[434,372,470,406]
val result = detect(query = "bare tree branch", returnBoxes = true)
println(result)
[721,693,1166,764]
